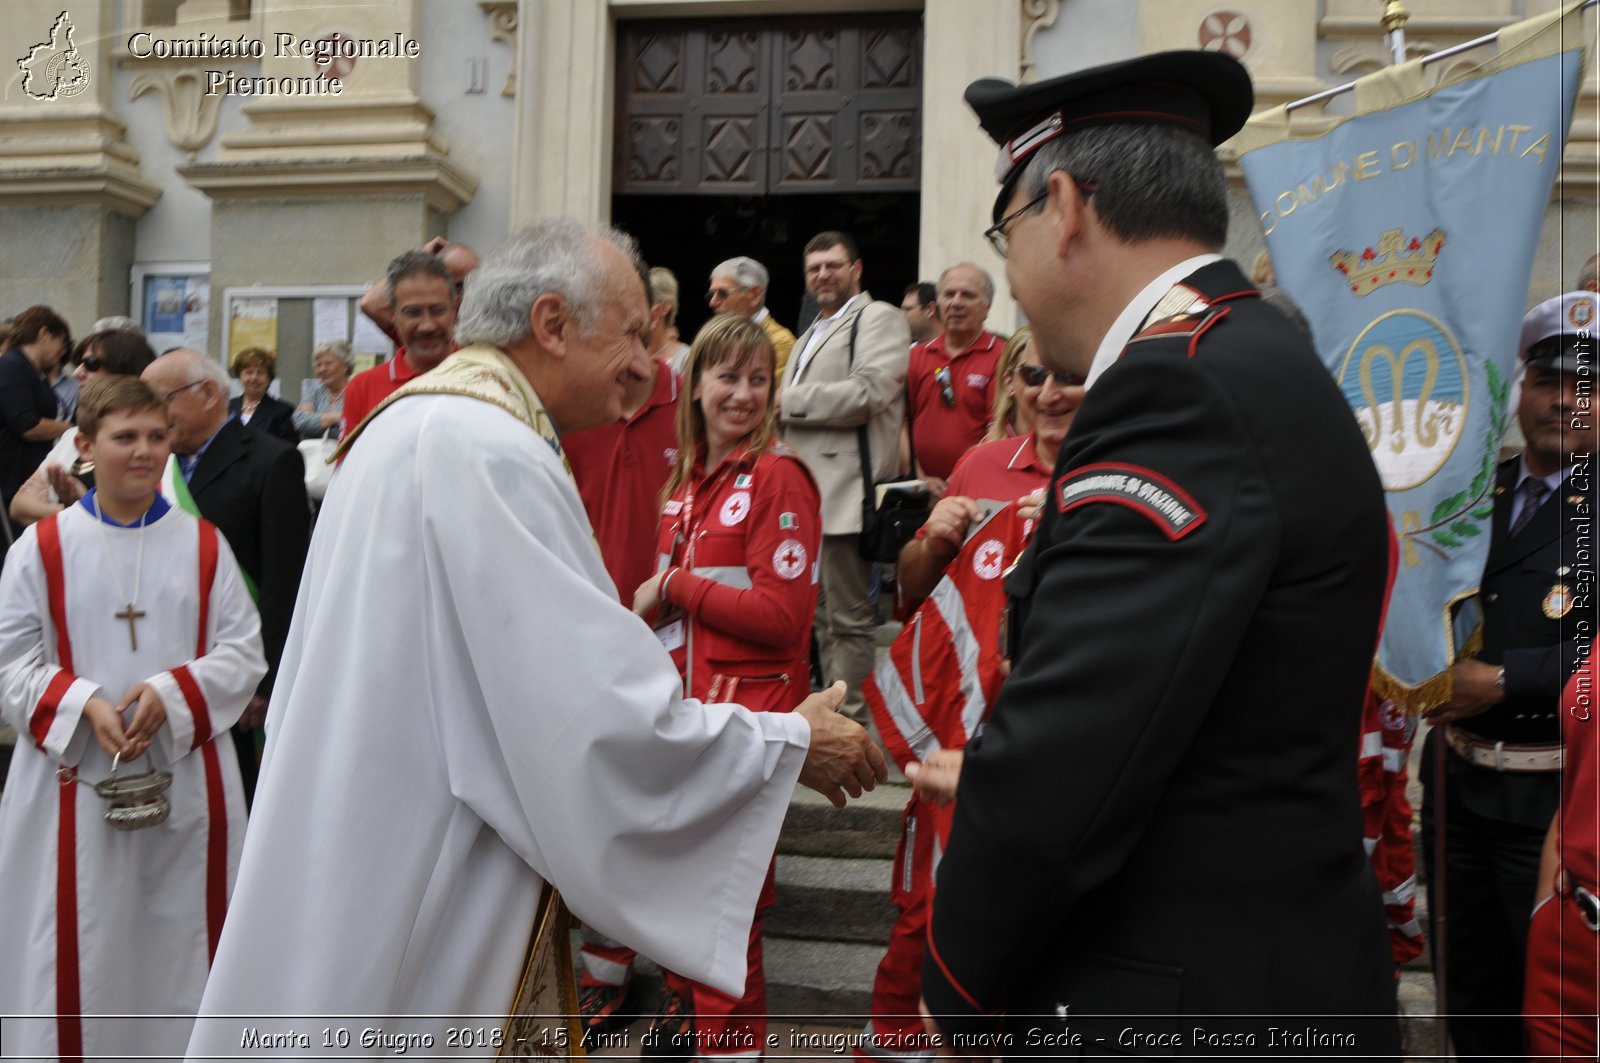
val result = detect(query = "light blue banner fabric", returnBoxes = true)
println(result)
[1239,36,1582,707]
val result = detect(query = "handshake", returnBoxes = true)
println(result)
[794,681,890,806]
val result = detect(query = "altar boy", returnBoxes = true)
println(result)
[0,376,265,1058]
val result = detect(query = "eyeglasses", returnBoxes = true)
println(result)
[933,365,955,407]
[79,355,104,372]
[162,379,206,402]
[1015,364,1084,388]
[706,287,739,304]
[983,176,1100,258]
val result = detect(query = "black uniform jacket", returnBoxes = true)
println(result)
[922,261,1401,1055]
[1446,458,1597,828]
[1471,458,1596,742]
[188,416,311,700]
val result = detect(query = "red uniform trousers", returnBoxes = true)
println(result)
[1524,890,1599,1061]
[1524,639,1599,1061]
[858,798,952,1060]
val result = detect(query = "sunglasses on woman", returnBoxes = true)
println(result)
[1015,364,1084,388]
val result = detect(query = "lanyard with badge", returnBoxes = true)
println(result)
[653,458,739,652]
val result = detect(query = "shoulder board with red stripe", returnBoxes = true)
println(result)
[1129,312,1216,341]
[1055,462,1207,540]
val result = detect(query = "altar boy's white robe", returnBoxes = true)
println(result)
[0,498,265,1059]
[187,351,813,1055]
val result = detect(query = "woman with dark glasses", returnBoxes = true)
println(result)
[895,325,1083,603]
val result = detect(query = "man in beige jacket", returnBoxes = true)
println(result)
[780,231,909,718]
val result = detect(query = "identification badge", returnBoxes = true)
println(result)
[654,617,686,651]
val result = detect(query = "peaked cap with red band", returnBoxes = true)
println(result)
[965,51,1254,222]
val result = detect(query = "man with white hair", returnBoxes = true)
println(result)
[708,255,797,382]
[185,220,886,1052]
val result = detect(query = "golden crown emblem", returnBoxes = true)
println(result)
[1330,228,1446,296]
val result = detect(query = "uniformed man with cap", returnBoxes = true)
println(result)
[1421,290,1598,1061]
[915,52,1402,1055]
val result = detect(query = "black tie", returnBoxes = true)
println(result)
[1509,477,1550,538]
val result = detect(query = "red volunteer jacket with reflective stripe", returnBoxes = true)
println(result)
[653,444,821,713]
[865,504,1032,772]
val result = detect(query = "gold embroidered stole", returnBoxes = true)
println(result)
[335,346,586,1058]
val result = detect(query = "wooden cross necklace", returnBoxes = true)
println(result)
[90,497,150,651]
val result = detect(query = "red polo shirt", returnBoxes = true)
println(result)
[906,330,1002,480]
[564,362,682,602]
[338,349,429,440]
[945,431,1052,503]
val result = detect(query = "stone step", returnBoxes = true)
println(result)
[768,854,897,945]
[1399,968,1442,1059]
[780,781,908,860]
[764,937,883,1017]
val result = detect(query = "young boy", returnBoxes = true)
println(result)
[0,376,265,1058]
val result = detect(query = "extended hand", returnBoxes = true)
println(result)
[905,749,964,806]
[796,681,888,807]
[1423,658,1504,724]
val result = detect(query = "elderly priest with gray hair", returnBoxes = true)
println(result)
[186,219,887,1055]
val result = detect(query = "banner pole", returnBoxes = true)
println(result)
[1286,0,1598,112]
[1382,0,1411,66]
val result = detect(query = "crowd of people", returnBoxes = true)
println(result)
[0,45,1593,1063]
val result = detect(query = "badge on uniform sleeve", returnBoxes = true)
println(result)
[720,492,751,526]
[1543,583,1573,619]
[663,500,683,516]
[773,539,807,580]
[1054,462,1207,540]
[734,474,754,488]
[779,512,798,530]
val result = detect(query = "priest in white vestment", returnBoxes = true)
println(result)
[0,378,265,1059]
[186,220,886,1056]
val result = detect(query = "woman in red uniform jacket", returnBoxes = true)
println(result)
[1524,636,1598,1061]
[632,312,822,1057]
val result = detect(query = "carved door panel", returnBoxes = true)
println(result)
[772,20,919,194]
[615,16,920,196]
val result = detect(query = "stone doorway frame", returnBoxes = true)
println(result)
[510,0,1025,328]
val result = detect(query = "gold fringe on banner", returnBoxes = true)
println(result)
[1370,621,1484,716]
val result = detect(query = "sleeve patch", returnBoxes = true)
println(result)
[1054,462,1208,540]
[773,540,808,580]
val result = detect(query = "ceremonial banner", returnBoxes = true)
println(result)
[1236,3,1587,710]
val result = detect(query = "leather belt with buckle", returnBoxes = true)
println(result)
[1443,725,1563,773]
